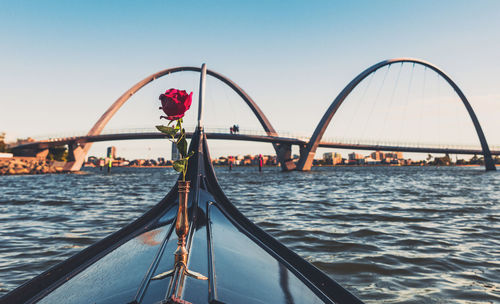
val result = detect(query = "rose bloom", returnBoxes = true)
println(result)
[159,89,193,120]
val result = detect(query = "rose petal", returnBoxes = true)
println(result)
[159,88,193,120]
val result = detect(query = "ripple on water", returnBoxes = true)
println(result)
[0,199,33,205]
[39,200,73,206]
[0,166,499,304]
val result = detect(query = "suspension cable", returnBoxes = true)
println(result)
[360,64,391,143]
[417,67,427,146]
[346,71,375,143]
[379,62,403,144]
[436,73,441,148]
[399,62,415,143]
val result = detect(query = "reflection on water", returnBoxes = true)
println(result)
[0,166,499,303]
[138,228,162,246]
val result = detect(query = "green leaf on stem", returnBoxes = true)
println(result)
[185,151,194,159]
[173,159,185,172]
[156,125,177,137]
[177,137,187,158]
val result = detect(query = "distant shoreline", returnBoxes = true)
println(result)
[83,164,484,169]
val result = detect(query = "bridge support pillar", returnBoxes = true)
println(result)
[35,149,49,159]
[276,143,296,171]
[484,155,496,171]
[63,142,85,172]
[297,145,315,171]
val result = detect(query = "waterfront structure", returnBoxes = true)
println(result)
[69,66,294,171]
[385,152,403,159]
[349,153,364,161]
[295,58,496,171]
[9,58,497,171]
[323,152,343,165]
[371,151,384,161]
[77,151,495,170]
[107,146,116,159]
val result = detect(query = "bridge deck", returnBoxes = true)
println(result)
[11,132,500,156]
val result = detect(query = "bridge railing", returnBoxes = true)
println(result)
[319,135,495,151]
[26,128,500,151]
[30,126,311,142]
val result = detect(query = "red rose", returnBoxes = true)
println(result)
[159,89,193,120]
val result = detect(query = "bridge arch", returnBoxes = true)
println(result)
[68,66,294,171]
[296,58,496,171]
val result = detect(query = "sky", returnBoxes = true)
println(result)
[1,0,500,160]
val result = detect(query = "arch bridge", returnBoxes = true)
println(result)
[296,58,496,171]
[11,59,497,171]
[36,66,295,172]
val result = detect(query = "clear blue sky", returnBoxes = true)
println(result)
[1,0,500,159]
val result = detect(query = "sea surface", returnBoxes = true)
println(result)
[0,166,499,303]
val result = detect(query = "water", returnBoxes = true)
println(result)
[0,166,499,303]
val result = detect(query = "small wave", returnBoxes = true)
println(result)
[394,238,433,247]
[39,200,73,206]
[1,166,499,303]
[349,228,384,237]
[289,238,379,253]
[55,236,96,245]
[313,261,413,276]
[0,199,32,205]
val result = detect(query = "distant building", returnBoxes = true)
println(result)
[385,152,403,159]
[348,153,364,165]
[211,154,277,166]
[332,152,342,165]
[348,153,363,161]
[370,151,384,161]
[364,156,380,165]
[107,146,116,159]
[323,152,342,165]
[323,152,333,163]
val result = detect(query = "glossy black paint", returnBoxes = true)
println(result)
[1,128,364,304]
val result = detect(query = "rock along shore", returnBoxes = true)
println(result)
[0,157,66,175]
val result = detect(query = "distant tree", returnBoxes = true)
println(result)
[47,146,68,161]
[469,154,480,165]
[434,154,452,166]
[0,132,10,153]
[444,153,453,165]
